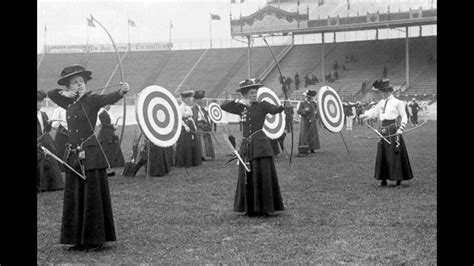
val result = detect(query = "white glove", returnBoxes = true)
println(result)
[184,125,190,132]
[396,129,403,135]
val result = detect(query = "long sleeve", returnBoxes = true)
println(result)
[362,101,382,119]
[261,101,284,115]
[92,91,124,109]
[47,89,73,109]
[221,100,245,116]
[397,101,408,131]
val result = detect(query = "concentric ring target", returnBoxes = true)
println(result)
[136,85,182,147]
[257,87,286,139]
[317,85,344,132]
[208,102,224,124]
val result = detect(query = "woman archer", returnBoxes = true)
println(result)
[221,79,288,217]
[359,78,414,187]
[47,64,129,251]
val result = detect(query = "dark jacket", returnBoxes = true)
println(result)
[221,100,284,160]
[47,89,123,170]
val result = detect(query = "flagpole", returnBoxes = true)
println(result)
[128,20,131,51]
[209,14,212,49]
[86,22,90,53]
[44,25,46,53]
[169,20,172,49]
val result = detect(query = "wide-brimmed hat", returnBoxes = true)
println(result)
[193,90,206,99]
[303,89,316,97]
[180,90,194,98]
[37,89,46,101]
[236,78,263,94]
[372,78,393,92]
[57,64,92,86]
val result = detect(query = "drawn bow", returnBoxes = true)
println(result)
[90,14,127,163]
[263,38,294,167]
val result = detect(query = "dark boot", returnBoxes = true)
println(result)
[396,180,401,186]
[381,180,387,187]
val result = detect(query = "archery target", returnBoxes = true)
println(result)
[317,85,344,133]
[136,85,182,147]
[208,102,224,123]
[257,87,286,139]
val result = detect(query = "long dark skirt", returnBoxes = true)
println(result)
[374,120,414,181]
[165,146,174,167]
[102,141,126,168]
[98,128,125,168]
[233,156,285,215]
[60,168,116,245]
[37,156,64,192]
[137,144,171,177]
[175,127,202,167]
[199,132,215,160]
[298,118,320,151]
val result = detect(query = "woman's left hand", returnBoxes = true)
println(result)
[119,82,129,95]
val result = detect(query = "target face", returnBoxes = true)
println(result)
[136,85,182,147]
[317,85,344,132]
[208,102,224,124]
[257,87,286,139]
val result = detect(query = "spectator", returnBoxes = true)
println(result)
[333,60,339,70]
[334,69,339,80]
[409,98,421,125]
[312,74,318,84]
[294,72,300,90]
[382,64,387,78]
[97,104,125,168]
[345,55,349,64]
[285,76,292,91]
[304,74,310,87]
[297,90,320,155]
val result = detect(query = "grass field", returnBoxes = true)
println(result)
[37,119,437,264]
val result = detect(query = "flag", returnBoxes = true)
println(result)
[170,20,173,29]
[230,0,236,3]
[210,13,221,20]
[347,0,350,10]
[128,18,136,27]
[241,0,245,3]
[87,17,95,27]
[44,25,47,32]
[318,0,324,6]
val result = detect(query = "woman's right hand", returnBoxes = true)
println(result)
[60,90,77,99]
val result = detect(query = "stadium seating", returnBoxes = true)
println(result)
[37,36,436,101]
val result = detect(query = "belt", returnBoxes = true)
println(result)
[242,129,263,141]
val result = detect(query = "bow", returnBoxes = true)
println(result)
[263,38,294,167]
[90,14,127,164]
[355,120,427,141]
[363,122,391,144]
